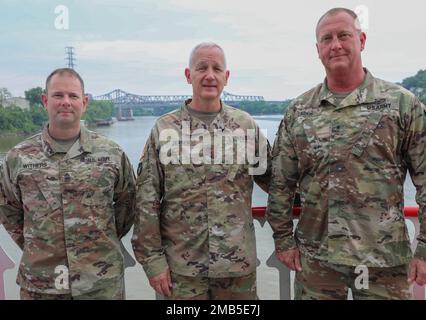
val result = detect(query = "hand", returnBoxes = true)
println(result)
[276,248,302,271]
[149,268,173,297]
[408,258,426,286]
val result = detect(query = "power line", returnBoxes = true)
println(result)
[65,46,76,69]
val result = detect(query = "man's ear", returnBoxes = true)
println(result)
[185,68,191,84]
[224,70,230,86]
[41,94,48,111]
[360,32,367,51]
[82,95,88,113]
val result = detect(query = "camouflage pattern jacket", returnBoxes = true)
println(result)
[267,70,426,267]
[132,101,271,278]
[0,126,136,296]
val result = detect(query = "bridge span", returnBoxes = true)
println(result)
[91,89,265,118]
[92,89,264,106]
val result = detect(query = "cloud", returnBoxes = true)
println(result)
[2,0,426,100]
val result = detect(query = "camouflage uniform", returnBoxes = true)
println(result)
[267,69,426,299]
[170,271,257,300]
[132,100,270,299]
[0,126,136,299]
[294,255,412,300]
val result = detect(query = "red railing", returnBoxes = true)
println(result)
[252,206,419,218]
[0,206,421,300]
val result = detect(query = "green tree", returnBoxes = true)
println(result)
[231,100,291,115]
[402,70,426,91]
[0,106,38,133]
[30,104,48,127]
[25,87,44,107]
[83,100,114,124]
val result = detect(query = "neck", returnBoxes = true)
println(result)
[326,67,366,93]
[189,97,221,113]
[48,124,81,140]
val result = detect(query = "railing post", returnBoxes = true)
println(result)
[406,216,426,300]
[266,251,291,300]
[253,211,293,300]
[0,245,15,300]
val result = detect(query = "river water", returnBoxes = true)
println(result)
[0,115,418,299]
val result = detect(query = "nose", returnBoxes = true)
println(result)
[205,67,215,80]
[61,94,71,105]
[330,36,343,51]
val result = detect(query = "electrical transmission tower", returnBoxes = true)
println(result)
[65,46,76,69]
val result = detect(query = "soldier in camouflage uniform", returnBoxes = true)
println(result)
[267,8,426,299]
[0,68,136,299]
[131,43,271,299]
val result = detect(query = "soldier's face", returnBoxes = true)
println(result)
[185,47,229,104]
[316,12,366,74]
[41,73,88,130]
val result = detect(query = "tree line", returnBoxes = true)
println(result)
[0,87,114,134]
[400,69,426,105]
[1,71,425,134]
[132,100,291,117]
[0,87,47,134]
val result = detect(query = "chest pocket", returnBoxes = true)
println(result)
[351,111,383,158]
[79,162,117,206]
[32,175,62,211]
[18,173,62,212]
[296,115,331,167]
[162,138,205,191]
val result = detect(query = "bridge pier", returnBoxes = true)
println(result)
[116,105,134,121]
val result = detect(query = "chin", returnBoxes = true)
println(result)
[201,94,219,100]
[328,63,349,72]
[58,116,76,124]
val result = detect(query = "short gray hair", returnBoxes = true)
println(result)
[316,8,362,39]
[188,42,227,68]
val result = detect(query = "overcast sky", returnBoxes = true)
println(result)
[1,0,425,100]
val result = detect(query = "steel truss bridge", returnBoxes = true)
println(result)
[92,89,264,107]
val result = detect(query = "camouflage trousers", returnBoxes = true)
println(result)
[294,255,412,300]
[20,287,125,300]
[168,271,257,300]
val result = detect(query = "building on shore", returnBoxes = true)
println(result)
[3,97,30,110]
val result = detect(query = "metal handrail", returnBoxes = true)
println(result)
[0,205,423,299]
[252,206,419,218]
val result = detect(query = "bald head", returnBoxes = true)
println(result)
[316,8,362,40]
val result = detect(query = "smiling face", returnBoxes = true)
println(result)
[316,11,366,74]
[41,72,88,133]
[185,46,230,106]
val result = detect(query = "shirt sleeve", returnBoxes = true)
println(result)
[131,128,168,278]
[253,123,272,193]
[113,152,136,239]
[0,158,24,249]
[266,108,299,252]
[403,97,426,261]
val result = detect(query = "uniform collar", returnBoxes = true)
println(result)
[318,68,378,108]
[41,125,93,158]
[180,99,228,131]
